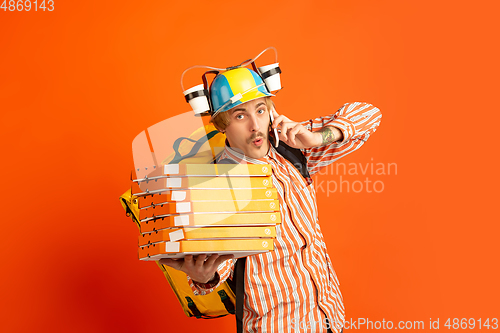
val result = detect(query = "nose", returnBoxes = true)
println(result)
[249,114,260,132]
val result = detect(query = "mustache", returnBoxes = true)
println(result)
[246,132,268,144]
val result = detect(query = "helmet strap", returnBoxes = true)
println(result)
[201,70,220,115]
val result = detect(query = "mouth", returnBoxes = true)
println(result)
[252,137,264,147]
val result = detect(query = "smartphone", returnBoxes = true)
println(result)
[269,111,279,148]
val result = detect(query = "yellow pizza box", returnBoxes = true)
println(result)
[131,176,273,195]
[138,238,274,260]
[138,188,278,208]
[139,199,279,220]
[139,212,281,233]
[161,164,272,177]
[132,164,272,180]
[138,226,277,246]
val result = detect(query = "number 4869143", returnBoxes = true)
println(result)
[1,0,55,11]
[444,318,498,330]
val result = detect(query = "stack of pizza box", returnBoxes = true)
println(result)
[130,163,280,261]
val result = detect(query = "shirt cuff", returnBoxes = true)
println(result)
[187,272,220,296]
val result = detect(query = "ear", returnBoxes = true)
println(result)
[212,123,225,133]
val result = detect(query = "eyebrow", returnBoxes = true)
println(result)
[231,102,267,114]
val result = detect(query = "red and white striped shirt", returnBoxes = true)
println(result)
[188,102,382,332]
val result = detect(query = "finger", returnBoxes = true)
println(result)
[279,122,295,141]
[159,258,182,270]
[183,255,194,268]
[272,115,286,129]
[278,128,287,142]
[288,125,303,146]
[271,107,280,121]
[273,114,293,129]
[205,254,220,267]
[213,254,234,268]
[288,129,296,146]
[195,254,207,267]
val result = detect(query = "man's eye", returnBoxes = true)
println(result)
[257,109,265,114]
[236,114,244,120]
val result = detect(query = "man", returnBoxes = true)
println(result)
[160,67,382,332]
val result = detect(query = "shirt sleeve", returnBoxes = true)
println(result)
[186,257,236,296]
[300,102,382,177]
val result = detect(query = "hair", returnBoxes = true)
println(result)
[210,97,274,132]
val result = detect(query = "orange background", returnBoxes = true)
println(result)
[1,0,499,332]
